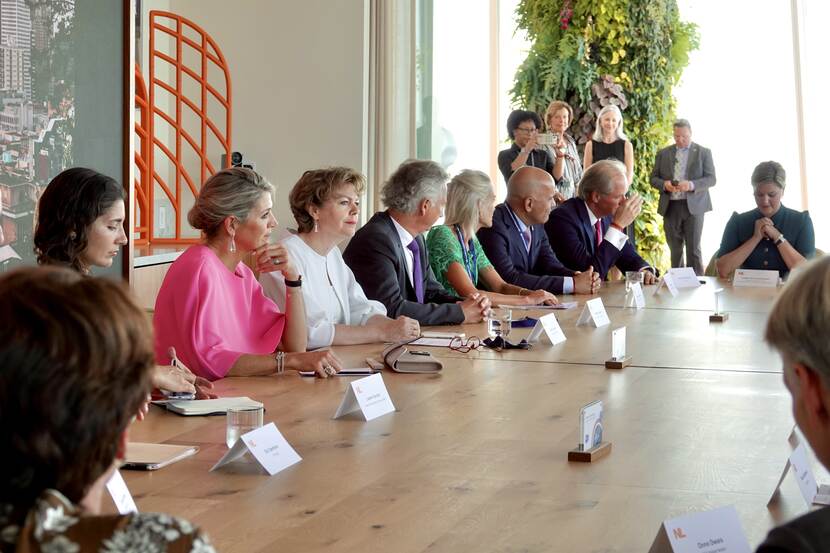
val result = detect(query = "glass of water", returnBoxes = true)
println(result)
[486,308,512,340]
[226,406,264,448]
[625,270,644,292]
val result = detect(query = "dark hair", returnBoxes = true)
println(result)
[0,266,154,508]
[34,167,124,272]
[290,167,366,233]
[751,160,786,190]
[506,109,542,141]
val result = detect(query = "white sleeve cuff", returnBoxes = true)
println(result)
[562,277,574,294]
[603,226,628,251]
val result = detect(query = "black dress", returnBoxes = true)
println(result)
[591,139,626,163]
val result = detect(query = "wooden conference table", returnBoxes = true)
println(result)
[126,277,822,552]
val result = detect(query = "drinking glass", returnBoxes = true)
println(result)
[625,270,644,292]
[226,406,264,448]
[486,308,512,340]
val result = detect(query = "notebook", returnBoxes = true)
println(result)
[122,442,199,471]
[155,397,264,416]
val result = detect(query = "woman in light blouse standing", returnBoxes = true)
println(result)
[260,167,420,350]
[545,100,583,204]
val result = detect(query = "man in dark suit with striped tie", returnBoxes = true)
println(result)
[545,159,656,283]
[478,166,600,296]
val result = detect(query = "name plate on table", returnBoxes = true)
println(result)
[667,267,701,289]
[106,470,138,514]
[333,373,395,421]
[576,298,610,327]
[654,273,679,297]
[733,269,779,288]
[611,327,626,359]
[527,313,567,345]
[648,505,750,553]
[211,422,302,476]
[631,282,646,309]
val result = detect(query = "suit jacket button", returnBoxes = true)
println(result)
[763,261,768,266]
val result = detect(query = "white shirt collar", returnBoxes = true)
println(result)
[389,213,415,249]
[582,198,600,226]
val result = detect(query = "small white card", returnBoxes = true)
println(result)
[611,326,626,360]
[580,400,603,451]
[647,505,750,553]
[410,337,453,347]
[576,298,610,327]
[106,470,138,514]
[333,373,395,421]
[630,281,646,309]
[527,313,567,345]
[789,442,819,506]
[733,268,779,288]
[654,273,680,297]
[211,422,302,476]
[668,267,701,289]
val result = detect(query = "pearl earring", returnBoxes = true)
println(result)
[313,219,319,233]
[229,235,236,253]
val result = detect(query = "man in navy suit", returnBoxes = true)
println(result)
[343,160,490,326]
[478,166,599,296]
[545,159,656,283]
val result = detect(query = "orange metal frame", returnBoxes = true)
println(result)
[133,10,232,244]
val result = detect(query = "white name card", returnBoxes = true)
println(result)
[527,313,567,345]
[631,281,646,309]
[333,373,396,421]
[647,505,750,553]
[668,267,701,289]
[733,268,779,288]
[611,327,626,360]
[106,470,138,514]
[789,442,819,506]
[654,273,679,297]
[576,298,610,328]
[211,422,302,476]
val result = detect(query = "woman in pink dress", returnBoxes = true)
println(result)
[154,167,342,381]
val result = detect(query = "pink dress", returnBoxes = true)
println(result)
[153,245,285,380]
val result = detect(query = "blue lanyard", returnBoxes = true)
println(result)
[453,224,478,284]
[505,204,531,248]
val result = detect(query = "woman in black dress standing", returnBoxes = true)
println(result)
[583,104,634,185]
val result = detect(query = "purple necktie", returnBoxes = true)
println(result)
[407,239,425,303]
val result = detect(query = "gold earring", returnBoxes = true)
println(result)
[313,219,319,233]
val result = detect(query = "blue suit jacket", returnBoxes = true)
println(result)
[544,198,648,279]
[477,203,574,295]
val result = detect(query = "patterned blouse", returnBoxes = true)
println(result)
[0,489,215,553]
[426,224,493,294]
[550,133,582,200]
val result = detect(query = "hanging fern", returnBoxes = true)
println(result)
[511,0,699,270]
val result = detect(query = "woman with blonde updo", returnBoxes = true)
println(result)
[153,167,343,381]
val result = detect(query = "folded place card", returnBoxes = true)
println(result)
[576,298,610,327]
[333,373,396,421]
[667,267,701,289]
[211,422,302,476]
[733,268,779,288]
[648,505,750,553]
[630,281,646,309]
[654,273,679,297]
[527,313,567,345]
[106,470,138,514]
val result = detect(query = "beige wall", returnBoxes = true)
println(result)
[153,0,370,230]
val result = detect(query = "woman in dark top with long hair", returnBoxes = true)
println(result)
[583,104,634,185]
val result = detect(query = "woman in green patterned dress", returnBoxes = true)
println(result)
[426,169,559,306]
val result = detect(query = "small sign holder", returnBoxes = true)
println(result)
[568,400,611,463]
[568,441,612,462]
[605,326,631,369]
[709,288,729,323]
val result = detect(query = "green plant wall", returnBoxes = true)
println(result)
[511,0,699,270]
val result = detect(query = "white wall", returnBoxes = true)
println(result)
[148,0,369,230]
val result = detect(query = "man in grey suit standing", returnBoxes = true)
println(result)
[650,119,716,275]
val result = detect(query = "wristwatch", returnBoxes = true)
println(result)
[284,275,303,288]
[774,235,786,246]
